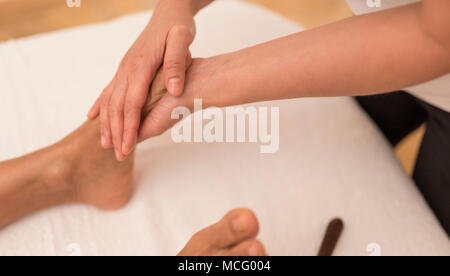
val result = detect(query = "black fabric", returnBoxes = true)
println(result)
[413,100,450,235]
[356,92,450,236]
[356,92,427,146]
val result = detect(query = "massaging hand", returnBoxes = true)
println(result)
[137,54,231,143]
[137,58,201,143]
[87,0,196,160]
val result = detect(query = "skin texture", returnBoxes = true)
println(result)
[135,1,450,142]
[87,0,214,161]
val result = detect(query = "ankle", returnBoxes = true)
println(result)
[38,145,79,204]
[43,120,135,211]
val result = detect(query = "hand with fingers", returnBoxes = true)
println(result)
[87,0,200,161]
[137,55,228,146]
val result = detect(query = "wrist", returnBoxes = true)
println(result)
[184,53,245,111]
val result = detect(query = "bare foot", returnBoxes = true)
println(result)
[178,209,266,256]
[0,118,136,229]
[40,69,168,210]
[39,119,134,210]
[0,69,174,229]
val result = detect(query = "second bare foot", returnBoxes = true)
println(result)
[178,208,266,256]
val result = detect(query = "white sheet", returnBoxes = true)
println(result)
[0,0,448,256]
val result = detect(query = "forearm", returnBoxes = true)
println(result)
[197,3,450,108]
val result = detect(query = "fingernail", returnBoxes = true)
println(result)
[122,134,130,155]
[122,141,131,156]
[232,216,248,234]
[102,129,110,148]
[101,136,106,148]
[167,78,182,96]
[115,149,123,161]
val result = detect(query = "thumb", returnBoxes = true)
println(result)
[164,26,194,97]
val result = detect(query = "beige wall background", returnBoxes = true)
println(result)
[0,0,423,175]
[0,0,354,41]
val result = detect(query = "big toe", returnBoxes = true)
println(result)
[178,208,260,256]
[208,208,260,249]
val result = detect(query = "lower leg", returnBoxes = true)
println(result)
[0,146,76,228]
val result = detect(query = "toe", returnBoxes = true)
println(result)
[199,208,259,249]
[178,208,260,256]
[220,239,266,256]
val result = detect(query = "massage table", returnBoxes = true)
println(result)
[0,0,448,256]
